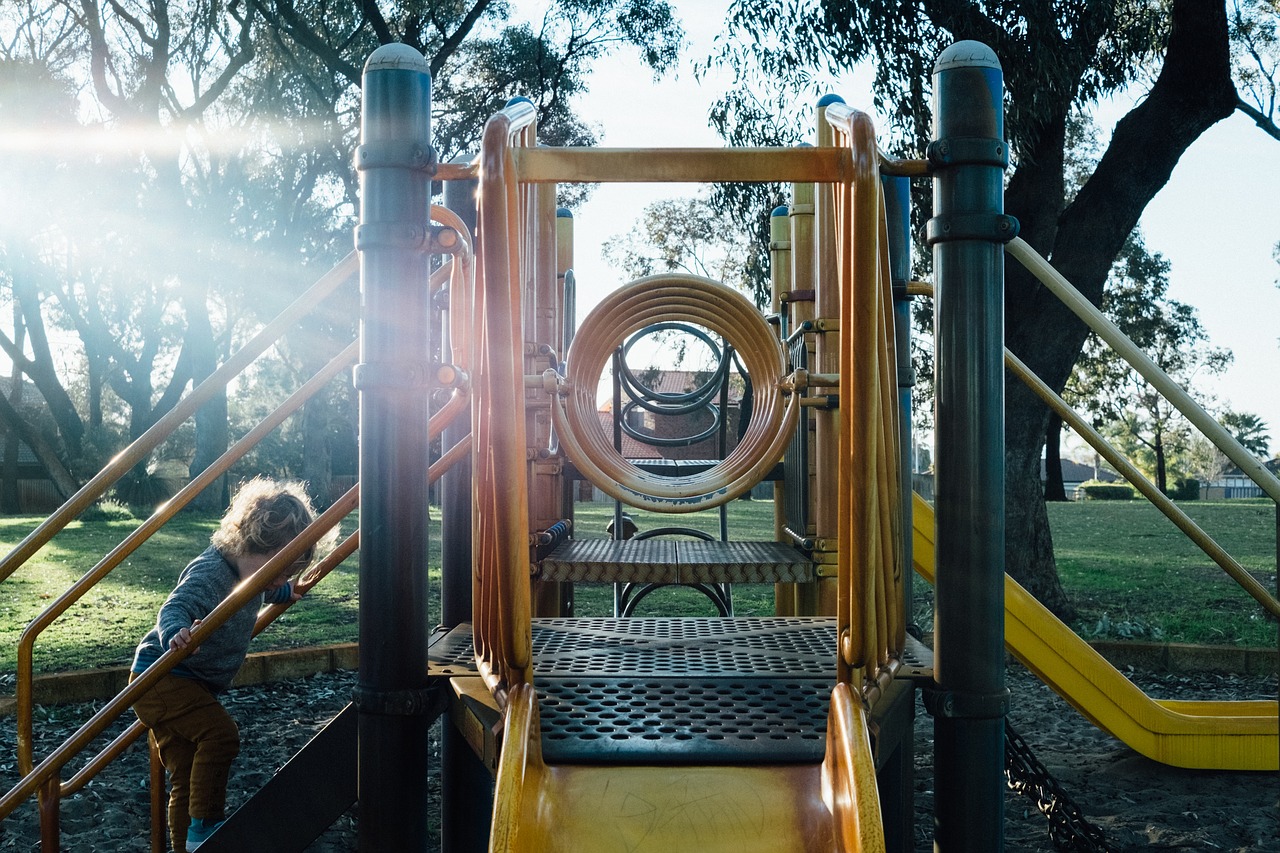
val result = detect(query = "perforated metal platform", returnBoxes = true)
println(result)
[537,540,816,584]
[430,617,932,764]
[429,617,838,677]
[537,677,831,763]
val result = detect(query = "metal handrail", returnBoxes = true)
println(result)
[3,391,475,829]
[824,101,906,689]
[15,339,359,775]
[1005,352,1280,618]
[910,280,1280,620]
[1006,237,1280,503]
[60,526,363,801]
[0,252,359,585]
[472,100,538,699]
[0,490,355,820]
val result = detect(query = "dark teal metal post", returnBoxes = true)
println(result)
[880,174,915,853]
[883,175,915,634]
[355,43,436,852]
[927,41,1013,853]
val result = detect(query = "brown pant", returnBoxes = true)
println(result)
[131,673,239,852]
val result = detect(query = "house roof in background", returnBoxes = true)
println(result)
[1041,458,1119,483]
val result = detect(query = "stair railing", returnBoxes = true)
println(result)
[907,259,1280,621]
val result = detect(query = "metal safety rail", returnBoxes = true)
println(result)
[825,102,906,693]
[0,225,478,849]
[469,102,910,705]
[909,241,1280,622]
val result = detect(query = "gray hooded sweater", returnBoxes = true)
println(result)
[131,546,291,692]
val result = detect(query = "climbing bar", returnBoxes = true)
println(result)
[1005,350,1280,619]
[472,99,539,696]
[512,146,853,184]
[826,101,902,684]
[1007,236,1280,504]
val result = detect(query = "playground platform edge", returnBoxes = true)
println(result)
[1,639,1274,714]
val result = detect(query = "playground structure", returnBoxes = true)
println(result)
[0,38,1277,853]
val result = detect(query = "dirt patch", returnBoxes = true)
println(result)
[2,665,1276,851]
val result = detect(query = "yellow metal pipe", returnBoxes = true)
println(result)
[0,252,358,586]
[1005,351,1280,619]
[1006,237,1280,503]
[511,146,852,184]
[914,274,1277,619]
[15,339,360,776]
[812,101,843,615]
[477,106,535,690]
[844,110,885,678]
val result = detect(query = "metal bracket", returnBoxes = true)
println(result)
[926,212,1019,245]
[926,136,1008,169]
[355,222,458,252]
[354,140,437,173]
[922,685,1011,719]
[353,683,445,717]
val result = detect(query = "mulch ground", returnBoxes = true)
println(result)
[2,663,1276,851]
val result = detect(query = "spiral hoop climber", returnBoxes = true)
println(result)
[552,273,800,512]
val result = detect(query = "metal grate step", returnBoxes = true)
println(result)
[428,618,933,764]
[538,677,831,763]
[538,539,816,584]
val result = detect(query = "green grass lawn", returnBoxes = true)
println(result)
[0,496,1274,675]
[1048,499,1277,647]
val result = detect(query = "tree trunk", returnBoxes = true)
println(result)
[186,287,230,512]
[1044,413,1068,502]
[10,253,84,461]
[3,304,25,513]
[302,396,334,510]
[0,393,79,499]
[1154,433,1169,495]
[1000,0,1237,617]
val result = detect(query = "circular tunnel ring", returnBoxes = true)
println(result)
[554,274,799,512]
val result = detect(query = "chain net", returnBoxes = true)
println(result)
[1005,721,1114,852]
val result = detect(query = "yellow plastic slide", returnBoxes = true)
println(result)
[489,682,886,853]
[912,492,1278,771]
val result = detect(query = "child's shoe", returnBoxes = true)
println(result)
[186,817,225,851]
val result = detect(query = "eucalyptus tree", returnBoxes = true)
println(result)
[708,0,1263,616]
[1067,234,1232,494]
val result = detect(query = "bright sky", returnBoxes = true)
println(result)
[516,1,1280,458]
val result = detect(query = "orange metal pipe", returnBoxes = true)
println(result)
[15,339,359,776]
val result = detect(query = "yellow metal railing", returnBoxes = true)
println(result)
[1006,237,1280,505]
[1,212,478,847]
[0,252,359,587]
[0,255,361,847]
[473,99,539,699]
[909,255,1280,623]
[825,102,906,694]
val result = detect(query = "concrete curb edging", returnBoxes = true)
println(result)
[1086,639,1278,678]
[0,643,359,715]
[1,639,1275,714]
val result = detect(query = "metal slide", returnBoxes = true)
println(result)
[487,681,886,853]
[912,493,1278,771]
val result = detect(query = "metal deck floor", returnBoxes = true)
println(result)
[431,618,931,763]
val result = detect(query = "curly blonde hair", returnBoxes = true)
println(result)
[211,477,337,563]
